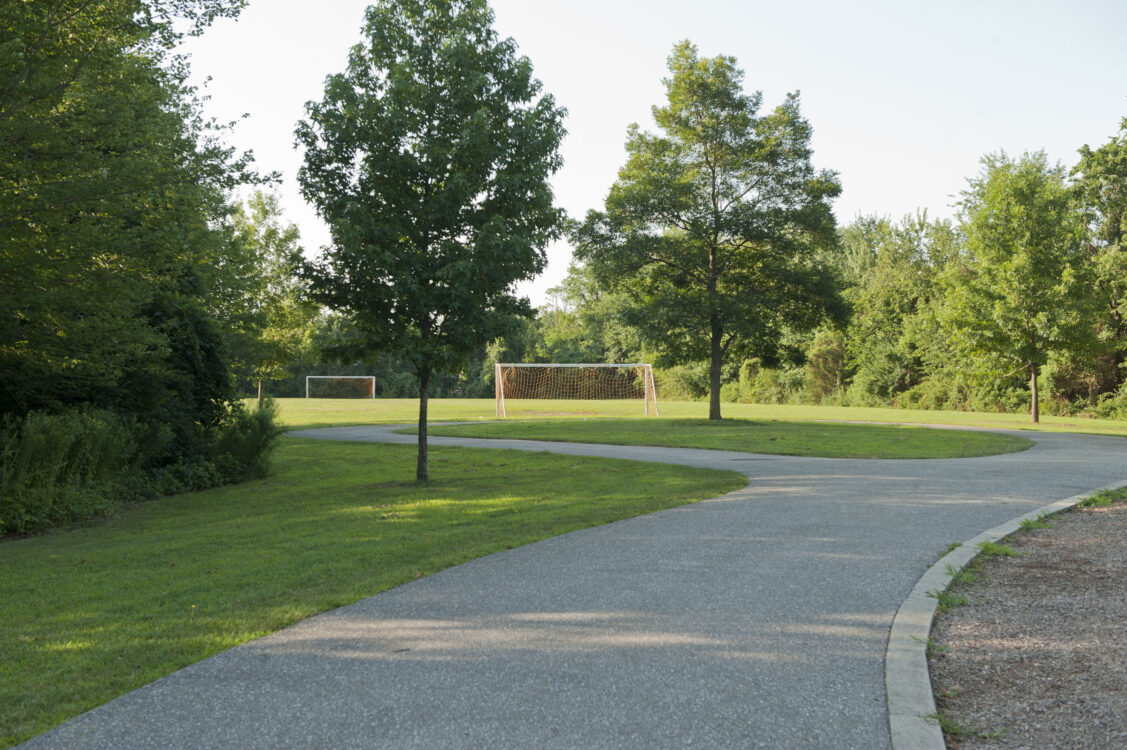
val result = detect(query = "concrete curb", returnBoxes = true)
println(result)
[885,478,1127,750]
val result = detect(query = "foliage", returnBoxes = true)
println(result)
[1073,118,1127,389]
[0,410,137,534]
[0,0,254,420]
[297,0,566,479]
[573,41,844,420]
[223,191,318,403]
[941,152,1096,422]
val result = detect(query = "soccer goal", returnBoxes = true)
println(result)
[305,375,376,399]
[494,363,659,417]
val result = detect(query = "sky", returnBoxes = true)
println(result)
[179,0,1127,305]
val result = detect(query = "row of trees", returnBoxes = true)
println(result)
[287,0,1127,458]
[500,134,1126,422]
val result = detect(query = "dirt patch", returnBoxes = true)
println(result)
[929,500,1127,748]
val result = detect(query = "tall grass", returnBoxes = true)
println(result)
[1,403,283,536]
[0,410,137,534]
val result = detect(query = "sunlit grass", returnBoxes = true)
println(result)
[422,418,1033,459]
[0,439,742,747]
[269,397,1127,437]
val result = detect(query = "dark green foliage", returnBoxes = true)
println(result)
[209,401,282,483]
[0,402,281,535]
[0,410,137,534]
[297,0,566,479]
[0,1,287,533]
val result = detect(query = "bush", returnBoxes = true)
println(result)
[0,401,282,536]
[210,400,282,483]
[0,409,138,534]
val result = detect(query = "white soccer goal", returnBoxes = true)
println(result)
[494,363,659,417]
[305,375,376,399]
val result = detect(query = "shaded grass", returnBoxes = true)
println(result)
[268,397,1127,437]
[421,418,1033,459]
[0,439,743,747]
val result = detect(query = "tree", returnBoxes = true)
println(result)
[0,0,254,420]
[224,191,317,406]
[839,213,955,405]
[297,0,566,480]
[1073,118,1127,387]
[942,152,1094,423]
[572,41,844,420]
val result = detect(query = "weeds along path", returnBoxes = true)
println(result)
[23,424,1127,750]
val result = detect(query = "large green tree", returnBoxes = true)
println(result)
[573,41,844,420]
[0,0,251,418]
[297,0,566,479]
[942,152,1094,422]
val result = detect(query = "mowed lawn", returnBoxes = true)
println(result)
[271,397,1127,438]
[0,439,743,747]
[423,418,1034,458]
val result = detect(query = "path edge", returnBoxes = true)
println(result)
[886,478,1127,750]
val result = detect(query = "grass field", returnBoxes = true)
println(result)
[422,418,1034,458]
[0,440,742,747]
[271,397,1127,437]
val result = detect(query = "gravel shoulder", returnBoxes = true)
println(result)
[928,499,1127,749]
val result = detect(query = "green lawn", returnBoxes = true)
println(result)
[421,418,1034,459]
[0,439,742,748]
[270,397,1127,437]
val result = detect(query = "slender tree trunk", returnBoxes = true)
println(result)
[256,378,264,409]
[417,368,430,481]
[709,315,722,421]
[1029,363,1040,424]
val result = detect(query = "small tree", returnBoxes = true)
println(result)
[942,152,1094,422]
[224,191,317,406]
[297,0,565,479]
[572,41,844,420]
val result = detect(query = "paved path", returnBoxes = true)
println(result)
[22,425,1125,749]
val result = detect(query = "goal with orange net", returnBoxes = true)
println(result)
[493,363,659,417]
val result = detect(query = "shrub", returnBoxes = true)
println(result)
[0,409,138,534]
[209,400,282,483]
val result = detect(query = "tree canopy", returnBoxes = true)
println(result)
[296,0,566,479]
[942,152,1094,422]
[572,41,844,420]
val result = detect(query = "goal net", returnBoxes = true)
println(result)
[305,375,376,398]
[494,363,659,417]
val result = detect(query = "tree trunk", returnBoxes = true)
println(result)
[256,378,264,409]
[417,369,430,481]
[709,315,722,421]
[1029,363,1040,424]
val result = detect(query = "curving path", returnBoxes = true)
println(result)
[21,424,1126,749]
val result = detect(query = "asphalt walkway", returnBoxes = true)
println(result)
[21,424,1126,749]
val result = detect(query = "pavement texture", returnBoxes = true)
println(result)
[20,424,1126,750]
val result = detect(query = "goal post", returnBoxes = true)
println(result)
[494,363,659,418]
[305,375,376,399]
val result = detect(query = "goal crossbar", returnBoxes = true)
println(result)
[494,363,659,418]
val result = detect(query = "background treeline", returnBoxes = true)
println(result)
[278,119,1127,420]
[0,2,309,533]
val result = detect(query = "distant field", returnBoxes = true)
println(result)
[270,397,1127,437]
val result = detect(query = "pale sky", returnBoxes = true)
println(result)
[180,0,1127,305]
